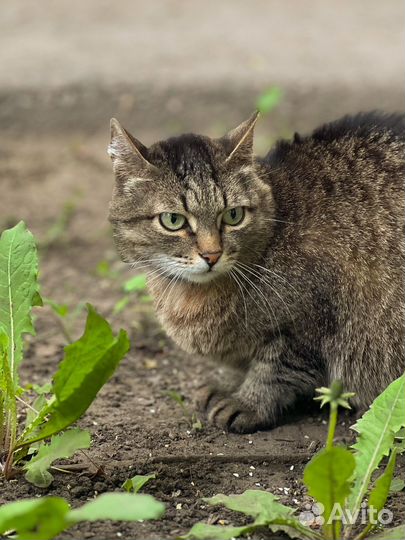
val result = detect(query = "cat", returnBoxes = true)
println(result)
[108,111,405,433]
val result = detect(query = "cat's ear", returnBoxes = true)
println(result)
[221,111,259,164]
[108,118,158,183]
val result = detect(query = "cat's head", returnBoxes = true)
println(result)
[108,113,274,284]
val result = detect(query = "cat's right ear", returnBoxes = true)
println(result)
[108,118,158,183]
[220,111,259,165]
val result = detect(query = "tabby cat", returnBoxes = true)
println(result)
[108,111,404,433]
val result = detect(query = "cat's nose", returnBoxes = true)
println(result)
[200,251,222,268]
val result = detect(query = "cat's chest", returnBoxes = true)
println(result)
[150,279,243,356]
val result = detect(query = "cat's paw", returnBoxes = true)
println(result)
[207,396,265,434]
[196,384,227,412]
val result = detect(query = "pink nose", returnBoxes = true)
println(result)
[200,251,222,268]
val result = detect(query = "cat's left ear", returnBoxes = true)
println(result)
[221,111,259,164]
[108,118,158,183]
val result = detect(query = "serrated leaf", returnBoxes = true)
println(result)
[24,429,91,487]
[372,525,405,540]
[123,274,147,293]
[67,493,164,523]
[179,522,254,540]
[368,449,397,521]
[0,221,40,382]
[303,447,355,540]
[206,490,295,522]
[0,497,70,540]
[18,305,130,446]
[347,373,405,518]
[122,473,156,493]
[180,490,318,540]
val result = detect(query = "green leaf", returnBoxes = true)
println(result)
[122,473,156,493]
[206,490,295,522]
[256,87,282,115]
[113,296,131,315]
[24,429,91,487]
[368,449,397,520]
[68,493,164,523]
[0,493,164,540]
[0,497,70,540]
[0,221,40,382]
[43,297,69,318]
[0,332,17,451]
[181,490,318,540]
[372,525,405,540]
[123,274,147,293]
[25,394,47,430]
[347,373,405,519]
[180,523,254,540]
[166,389,186,408]
[18,305,130,446]
[32,382,53,395]
[303,447,355,540]
[390,477,405,493]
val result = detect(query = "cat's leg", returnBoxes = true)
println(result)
[206,338,323,433]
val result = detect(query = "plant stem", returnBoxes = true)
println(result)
[4,445,15,479]
[353,524,372,540]
[16,395,38,413]
[326,402,338,450]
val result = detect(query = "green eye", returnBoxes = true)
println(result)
[159,212,187,231]
[222,207,245,226]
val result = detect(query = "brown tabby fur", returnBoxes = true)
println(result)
[108,111,405,433]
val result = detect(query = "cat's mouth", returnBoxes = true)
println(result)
[183,268,221,284]
[154,255,232,285]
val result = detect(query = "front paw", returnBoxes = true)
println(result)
[196,384,227,412]
[207,396,266,434]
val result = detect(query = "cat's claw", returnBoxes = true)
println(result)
[196,384,227,412]
[207,396,265,434]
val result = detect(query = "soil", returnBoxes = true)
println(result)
[1,125,404,540]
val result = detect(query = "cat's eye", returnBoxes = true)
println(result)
[159,212,187,231]
[222,207,245,226]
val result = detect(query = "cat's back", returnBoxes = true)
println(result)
[263,111,405,235]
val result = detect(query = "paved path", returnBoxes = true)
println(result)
[1,0,403,134]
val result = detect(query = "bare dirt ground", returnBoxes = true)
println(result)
[1,0,404,538]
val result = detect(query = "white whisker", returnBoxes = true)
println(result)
[238,261,297,331]
[251,263,300,295]
[229,269,248,330]
[233,264,282,340]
